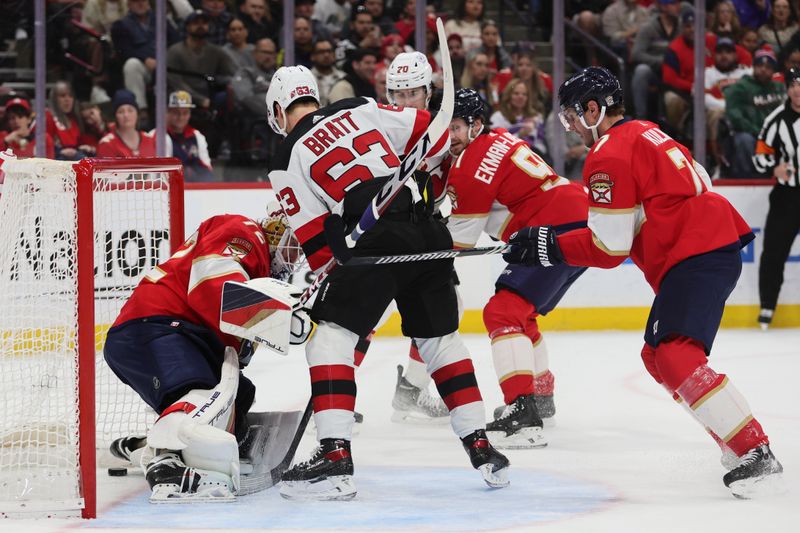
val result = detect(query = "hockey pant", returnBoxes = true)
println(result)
[640,335,769,456]
[483,289,554,405]
[307,321,484,440]
[352,287,465,392]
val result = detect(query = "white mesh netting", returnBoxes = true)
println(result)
[0,159,177,516]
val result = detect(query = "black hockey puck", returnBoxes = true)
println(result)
[108,467,128,477]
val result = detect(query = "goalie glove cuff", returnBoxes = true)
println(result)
[290,308,315,345]
[503,226,564,267]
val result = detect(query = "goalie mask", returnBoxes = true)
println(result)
[261,202,305,281]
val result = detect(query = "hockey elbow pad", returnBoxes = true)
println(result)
[503,226,564,267]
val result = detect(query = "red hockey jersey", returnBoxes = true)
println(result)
[96,130,157,158]
[447,129,588,248]
[113,215,272,349]
[557,119,754,291]
[268,97,449,272]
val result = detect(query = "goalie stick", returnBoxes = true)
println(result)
[237,400,313,495]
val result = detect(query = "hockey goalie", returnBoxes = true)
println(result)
[102,204,310,502]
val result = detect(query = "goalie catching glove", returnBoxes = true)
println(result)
[502,226,564,267]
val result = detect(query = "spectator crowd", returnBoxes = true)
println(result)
[0,0,797,181]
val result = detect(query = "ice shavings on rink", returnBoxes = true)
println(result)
[87,466,616,530]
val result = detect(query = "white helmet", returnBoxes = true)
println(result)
[386,52,433,106]
[265,65,320,136]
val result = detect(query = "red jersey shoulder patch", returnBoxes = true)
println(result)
[223,237,253,261]
[589,173,614,204]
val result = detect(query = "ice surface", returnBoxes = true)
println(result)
[7,329,799,532]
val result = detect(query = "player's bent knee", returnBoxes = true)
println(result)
[654,336,708,392]
[640,343,662,383]
[483,289,534,337]
[415,332,468,374]
[307,321,360,367]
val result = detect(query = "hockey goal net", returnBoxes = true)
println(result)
[0,158,184,518]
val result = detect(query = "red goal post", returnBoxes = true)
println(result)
[0,158,184,519]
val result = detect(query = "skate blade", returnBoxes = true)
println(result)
[486,427,548,450]
[729,472,787,499]
[391,409,450,425]
[279,475,357,501]
[149,484,236,503]
[478,464,510,489]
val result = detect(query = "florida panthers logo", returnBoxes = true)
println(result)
[589,173,613,204]
[446,184,458,210]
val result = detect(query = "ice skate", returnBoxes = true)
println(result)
[280,438,356,501]
[462,429,510,488]
[487,394,547,449]
[758,308,773,331]
[145,452,236,503]
[391,365,450,424]
[109,434,147,463]
[493,394,555,427]
[723,444,785,499]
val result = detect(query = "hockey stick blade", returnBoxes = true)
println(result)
[346,17,454,246]
[237,401,314,495]
[342,244,511,266]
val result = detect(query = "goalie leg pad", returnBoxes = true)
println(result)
[147,347,241,491]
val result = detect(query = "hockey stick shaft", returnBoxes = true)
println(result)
[345,17,453,247]
[341,244,511,266]
[268,399,313,485]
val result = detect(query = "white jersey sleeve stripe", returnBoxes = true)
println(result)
[447,215,487,249]
[588,207,639,255]
[189,255,249,293]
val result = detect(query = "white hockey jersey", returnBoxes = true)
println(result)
[268,97,449,271]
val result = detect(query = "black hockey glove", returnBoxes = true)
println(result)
[323,213,353,264]
[502,226,564,267]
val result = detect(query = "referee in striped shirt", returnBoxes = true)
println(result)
[752,67,800,329]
